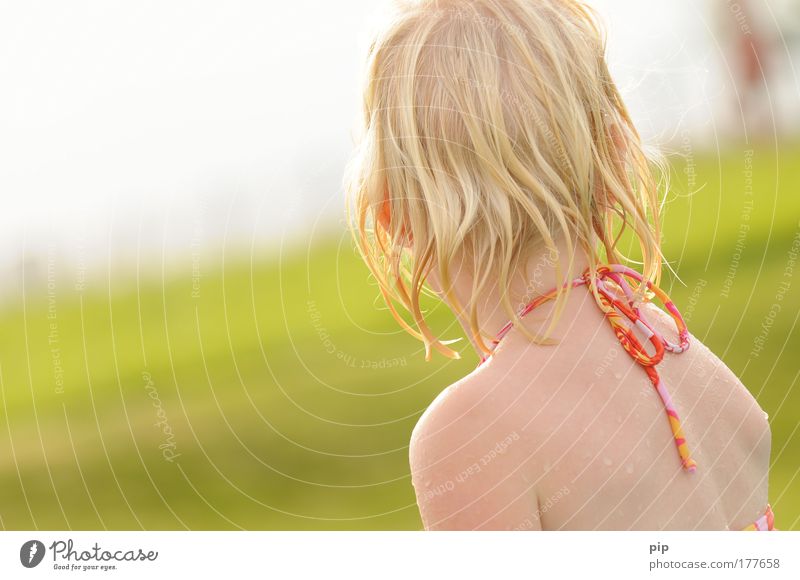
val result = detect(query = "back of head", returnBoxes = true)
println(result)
[346,0,665,360]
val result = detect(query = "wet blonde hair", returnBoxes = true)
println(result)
[345,0,665,361]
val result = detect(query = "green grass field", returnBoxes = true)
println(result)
[1,142,798,530]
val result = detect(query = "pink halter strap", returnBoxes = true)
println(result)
[480,264,696,473]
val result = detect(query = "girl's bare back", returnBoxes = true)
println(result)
[410,289,771,530]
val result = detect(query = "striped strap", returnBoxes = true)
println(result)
[482,264,696,473]
[742,504,775,531]
[587,265,695,473]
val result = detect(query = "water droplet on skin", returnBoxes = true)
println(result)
[603,457,613,466]
[625,464,634,474]
[613,371,622,379]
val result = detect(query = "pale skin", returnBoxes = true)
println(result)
[410,238,771,530]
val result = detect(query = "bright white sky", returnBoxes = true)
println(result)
[0,0,797,274]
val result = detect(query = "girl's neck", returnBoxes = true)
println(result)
[446,238,591,360]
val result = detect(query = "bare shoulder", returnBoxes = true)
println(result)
[409,367,505,486]
[640,301,770,443]
[640,301,737,377]
[409,366,543,530]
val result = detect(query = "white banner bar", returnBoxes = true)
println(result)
[1,531,798,579]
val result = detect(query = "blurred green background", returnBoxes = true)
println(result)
[1,143,798,530]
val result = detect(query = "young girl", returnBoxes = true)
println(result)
[345,0,772,530]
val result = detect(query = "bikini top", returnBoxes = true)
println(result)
[478,263,696,473]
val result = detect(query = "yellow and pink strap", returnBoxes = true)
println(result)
[742,504,775,531]
[481,264,696,473]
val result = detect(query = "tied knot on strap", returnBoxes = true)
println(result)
[581,264,690,368]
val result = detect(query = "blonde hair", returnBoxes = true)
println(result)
[345,0,665,361]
